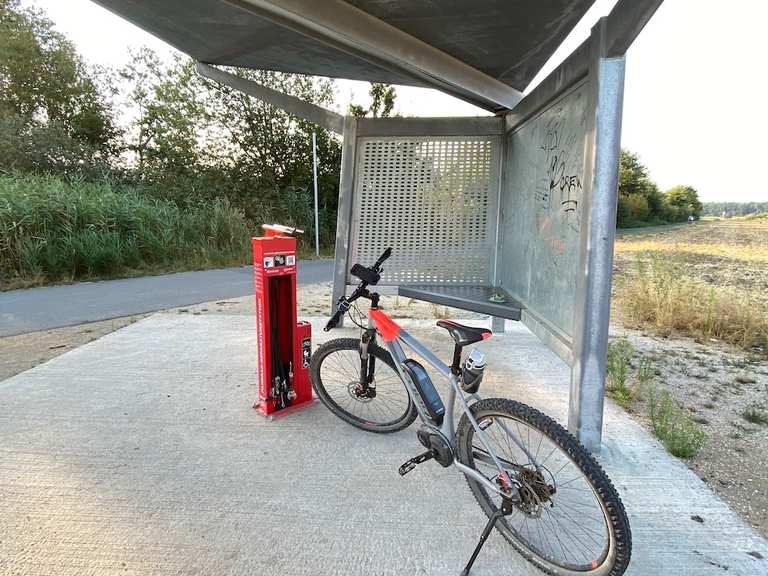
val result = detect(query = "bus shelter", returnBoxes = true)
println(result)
[94,0,664,451]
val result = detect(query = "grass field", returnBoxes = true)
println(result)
[614,217,768,304]
[613,217,768,352]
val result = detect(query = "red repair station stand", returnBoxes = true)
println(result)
[252,225,313,417]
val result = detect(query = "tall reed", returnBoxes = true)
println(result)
[0,173,252,287]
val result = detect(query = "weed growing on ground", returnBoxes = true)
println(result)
[618,254,768,354]
[606,338,636,407]
[430,304,450,319]
[648,388,707,458]
[742,406,768,426]
[637,356,655,386]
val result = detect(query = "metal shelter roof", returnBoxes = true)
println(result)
[92,0,596,112]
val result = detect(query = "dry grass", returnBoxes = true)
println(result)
[618,255,768,353]
[614,219,768,310]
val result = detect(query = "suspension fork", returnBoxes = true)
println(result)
[359,329,377,391]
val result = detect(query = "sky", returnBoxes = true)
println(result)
[24,0,768,203]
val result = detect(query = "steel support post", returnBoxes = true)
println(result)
[330,116,358,325]
[491,126,506,335]
[568,18,626,453]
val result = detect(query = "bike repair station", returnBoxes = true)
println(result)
[96,0,665,452]
[252,225,313,416]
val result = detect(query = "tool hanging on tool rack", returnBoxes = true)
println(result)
[269,285,294,409]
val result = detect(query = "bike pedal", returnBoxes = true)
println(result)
[398,450,433,476]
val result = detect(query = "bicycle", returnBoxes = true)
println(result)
[311,248,631,576]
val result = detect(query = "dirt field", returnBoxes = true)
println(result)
[0,316,144,382]
[612,218,768,537]
[614,217,768,308]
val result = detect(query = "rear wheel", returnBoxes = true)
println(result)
[310,338,417,433]
[457,398,631,576]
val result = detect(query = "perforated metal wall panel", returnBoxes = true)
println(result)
[349,136,500,285]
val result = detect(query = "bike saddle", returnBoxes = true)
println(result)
[436,320,492,347]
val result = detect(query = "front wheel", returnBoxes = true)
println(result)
[310,338,417,433]
[457,398,631,576]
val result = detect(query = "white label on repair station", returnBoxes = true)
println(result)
[286,255,295,266]
[263,257,274,268]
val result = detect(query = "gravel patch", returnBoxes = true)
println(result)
[610,326,768,538]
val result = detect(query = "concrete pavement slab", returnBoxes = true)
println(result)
[0,314,765,575]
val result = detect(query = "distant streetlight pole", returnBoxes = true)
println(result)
[312,132,320,257]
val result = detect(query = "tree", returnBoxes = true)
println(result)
[616,149,692,226]
[350,82,396,117]
[197,64,342,220]
[619,150,656,198]
[118,49,343,242]
[0,0,117,173]
[119,49,205,176]
[665,185,703,220]
[0,0,344,248]
[617,150,663,226]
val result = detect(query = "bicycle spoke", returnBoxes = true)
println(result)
[466,411,611,571]
[319,348,410,426]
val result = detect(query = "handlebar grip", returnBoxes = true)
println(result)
[373,247,392,270]
[324,308,344,331]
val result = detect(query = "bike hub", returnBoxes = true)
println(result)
[514,466,556,518]
[348,381,376,401]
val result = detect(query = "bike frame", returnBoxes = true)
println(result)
[367,308,529,501]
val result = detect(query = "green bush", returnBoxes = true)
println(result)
[617,150,702,227]
[0,172,253,287]
[607,338,632,385]
[617,193,650,225]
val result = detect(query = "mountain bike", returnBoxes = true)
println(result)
[311,248,631,576]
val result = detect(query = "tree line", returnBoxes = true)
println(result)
[1,0,348,245]
[0,0,379,285]
[617,150,702,227]
[701,202,768,218]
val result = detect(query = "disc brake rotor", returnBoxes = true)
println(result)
[347,381,375,402]
[514,466,556,518]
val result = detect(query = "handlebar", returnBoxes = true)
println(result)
[324,247,392,331]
